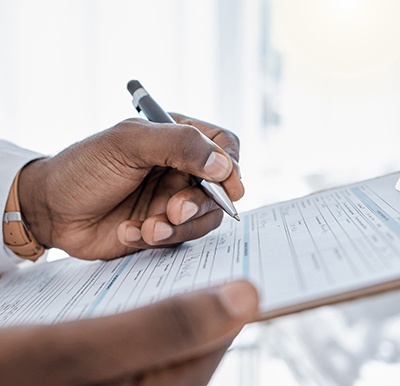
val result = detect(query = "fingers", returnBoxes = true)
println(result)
[168,113,244,200]
[117,182,238,249]
[49,281,259,384]
[167,185,220,225]
[116,169,225,247]
[142,209,223,245]
[117,208,223,247]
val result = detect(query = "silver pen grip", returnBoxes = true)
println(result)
[193,177,239,220]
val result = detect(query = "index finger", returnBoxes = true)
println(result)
[171,113,244,201]
[170,113,241,162]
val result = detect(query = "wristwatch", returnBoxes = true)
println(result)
[2,169,45,261]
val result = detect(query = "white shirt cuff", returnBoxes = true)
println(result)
[0,140,45,272]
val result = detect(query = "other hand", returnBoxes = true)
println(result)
[0,281,258,386]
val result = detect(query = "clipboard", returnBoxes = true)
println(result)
[1,172,400,326]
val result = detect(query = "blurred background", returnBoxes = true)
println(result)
[2,0,400,384]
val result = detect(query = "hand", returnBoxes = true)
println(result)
[18,114,244,260]
[0,281,258,386]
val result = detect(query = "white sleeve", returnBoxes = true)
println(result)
[0,140,45,272]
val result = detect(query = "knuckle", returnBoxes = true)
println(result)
[178,124,202,143]
[230,131,240,148]
[168,125,205,168]
[205,196,220,214]
[225,133,241,162]
[210,208,224,230]
[116,118,139,131]
[182,219,195,240]
[102,119,155,168]
[228,129,240,143]
[197,193,222,220]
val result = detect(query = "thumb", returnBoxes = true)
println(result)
[45,280,259,384]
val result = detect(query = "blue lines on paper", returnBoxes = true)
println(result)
[85,255,134,317]
[351,187,400,236]
[243,216,250,277]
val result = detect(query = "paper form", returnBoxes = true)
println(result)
[1,172,400,326]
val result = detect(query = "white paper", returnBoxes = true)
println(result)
[2,172,400,327]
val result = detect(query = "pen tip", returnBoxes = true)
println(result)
[234,214,241,222]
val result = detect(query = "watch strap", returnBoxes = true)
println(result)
[3,170,45,261]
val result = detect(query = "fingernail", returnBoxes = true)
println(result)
[204,152,231,180]
[216,281,258,319]
[179,201,198,224]
[153,222,173,242]
[125,225,141,242]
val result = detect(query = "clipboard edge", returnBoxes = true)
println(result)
[253,277,400,322]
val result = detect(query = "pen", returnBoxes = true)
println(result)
[127,79,240,221]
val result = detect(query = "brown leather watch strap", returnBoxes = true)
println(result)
[2,170,45,261]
